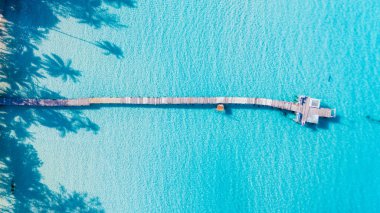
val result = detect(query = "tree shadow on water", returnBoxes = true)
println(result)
[41,53,81,82]
[46,0,133,29]
[95,41,124,59]
[0,0,134,211]
[50,29,125,59]
[1,102,100,212]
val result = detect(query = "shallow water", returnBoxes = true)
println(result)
[2,0,380,212]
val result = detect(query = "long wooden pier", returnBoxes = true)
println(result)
[0,96,336,125]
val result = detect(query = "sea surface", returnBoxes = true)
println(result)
[2,0,380,212]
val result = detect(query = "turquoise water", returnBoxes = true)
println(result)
[2,0,380,212]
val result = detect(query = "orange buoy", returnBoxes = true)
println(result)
[216,104,225,112]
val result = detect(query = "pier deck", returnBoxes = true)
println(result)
[0,96,336,125]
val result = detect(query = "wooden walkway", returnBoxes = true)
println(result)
[0,96,336,125]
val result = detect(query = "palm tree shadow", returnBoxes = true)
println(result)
[0,0,138,210]
[47,0,129,29]
[47,185,104,212]
[41,53,81,82]
[95,41,124,59]
[1,0,111,210]
[0,106,101,212]
[77,10,127,29]
[50,29,125,60]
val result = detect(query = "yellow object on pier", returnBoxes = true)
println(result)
[216,104,225,112]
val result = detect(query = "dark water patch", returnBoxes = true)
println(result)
[366,115,380,124]
[305,123,318,131]
[315,115,341,130]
